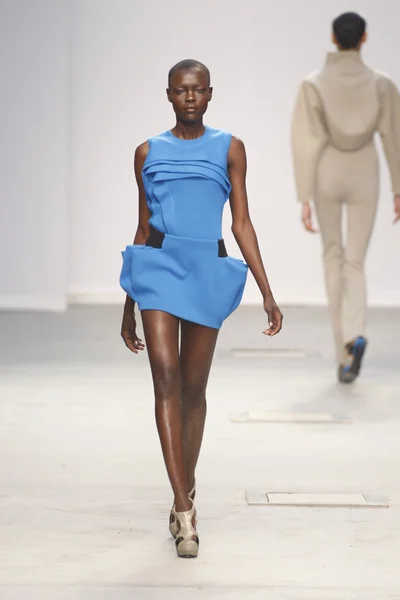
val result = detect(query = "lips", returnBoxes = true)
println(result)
[184,107,197,111]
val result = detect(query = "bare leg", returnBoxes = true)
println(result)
[141,310,190,513]
[179,320,219,494]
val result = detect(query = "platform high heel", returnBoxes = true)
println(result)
[170,499,199,558]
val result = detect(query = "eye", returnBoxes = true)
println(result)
[195,89,206,94]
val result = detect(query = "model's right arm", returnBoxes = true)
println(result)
[291,79,327,204]
[133,141,151,243]
[123,141,150,316]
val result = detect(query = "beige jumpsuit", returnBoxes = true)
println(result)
[291,50,400,364]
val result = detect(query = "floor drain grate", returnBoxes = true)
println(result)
[229,411,350,424]
[245,491,389,508]
[229,348,307,359]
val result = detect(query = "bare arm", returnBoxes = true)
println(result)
[121,142,150,353]
[123,142,151,315]
[132,142,152,243]
[227,136,282,335]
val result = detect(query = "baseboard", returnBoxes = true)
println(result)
[0,294,67,311]
[68,286,126,305]
[67,287,400,308]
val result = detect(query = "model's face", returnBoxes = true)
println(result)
[167,68,212,123]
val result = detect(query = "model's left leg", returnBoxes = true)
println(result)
[343,144,379,345]
[179,320,219,495]
[342,143,379,380]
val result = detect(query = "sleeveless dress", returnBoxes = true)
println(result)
[120,126,248,329]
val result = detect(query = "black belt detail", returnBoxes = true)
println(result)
[145,226,164,248]
[146,226,227,257]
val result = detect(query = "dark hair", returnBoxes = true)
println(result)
[333,12,366,49]
[168,59,211,87]
[333,12,367,50]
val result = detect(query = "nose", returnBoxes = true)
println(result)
[185,89,195,102]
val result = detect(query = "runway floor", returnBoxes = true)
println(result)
[0,305,399,599]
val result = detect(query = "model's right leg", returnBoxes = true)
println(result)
[141,310,191,513]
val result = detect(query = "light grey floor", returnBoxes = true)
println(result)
[1,305,399,599]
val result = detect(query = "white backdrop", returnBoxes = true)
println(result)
[0,0,68,310]
[1,0,399,310]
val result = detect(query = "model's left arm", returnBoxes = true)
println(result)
[377,75,400,223]
[227,137,283,336]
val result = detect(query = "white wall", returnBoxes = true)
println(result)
[0,0,69,310]
[2,1,399,310]
[68,0,400,307]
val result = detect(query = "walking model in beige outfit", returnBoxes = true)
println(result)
[291,12,400,383]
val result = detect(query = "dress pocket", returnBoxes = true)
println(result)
[226,256,248,270]
[119,244,147,299]
[215,255,248,318]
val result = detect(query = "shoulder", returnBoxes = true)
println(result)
[303,70,321,84]
[227,135,247,169]
[300,73,323,96]
[293,74,322,101]
[135,140,150,157]
[134,130,172,163]
[206,127,243,149]
[229,135,245,152]
[373,69,399,93]
[137,130,172,153]
[206,126,232,144]
[134,141,150,167]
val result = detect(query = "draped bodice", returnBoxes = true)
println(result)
[142,127,232,239]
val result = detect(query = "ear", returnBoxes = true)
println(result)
[208,87,213,101]
[331,32,338,46]
[166,88,172,103]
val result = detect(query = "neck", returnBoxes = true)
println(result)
[336,46,360,52]
[172,120,205,140]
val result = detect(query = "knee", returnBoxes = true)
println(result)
[323,242,343,263]
[344,255,364,273]
[153,366,180,401]
[181,382,207,408]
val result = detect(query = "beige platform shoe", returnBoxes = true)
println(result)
[170,499,199,558]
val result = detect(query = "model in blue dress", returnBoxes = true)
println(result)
[120,59,283,559]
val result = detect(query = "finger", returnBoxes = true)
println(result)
[134,338,146,352]
[303,219,317,233]
[266,313,283,336]
[122,335,139,354]
[263,313,283,336]
[266,322,281,336]
[307,222,318,233]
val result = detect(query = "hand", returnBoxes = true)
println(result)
[263,296,283,336]
[121,310,145,354]
[393,194,400,224]
[301,202,318,233]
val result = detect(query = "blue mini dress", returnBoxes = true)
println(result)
[120,126,248,329]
